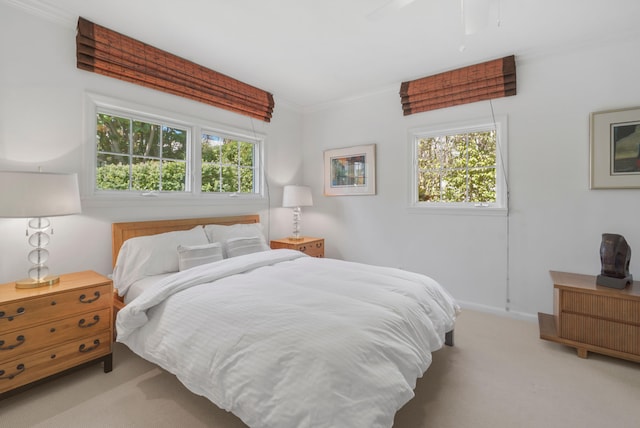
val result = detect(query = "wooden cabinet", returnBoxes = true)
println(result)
[270,237,324,258]
[0,271,113,397]
[538,270,640,363]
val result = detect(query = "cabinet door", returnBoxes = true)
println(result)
[560,312,640,355]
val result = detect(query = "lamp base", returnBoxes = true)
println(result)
[15,275,60,289]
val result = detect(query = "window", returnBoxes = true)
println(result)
[410,118,507,214]
[201,133,258,193]
[88,94,264,200]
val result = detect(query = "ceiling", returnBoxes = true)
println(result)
[6,0,640,108]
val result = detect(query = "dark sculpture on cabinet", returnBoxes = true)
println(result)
[596,233,633,289]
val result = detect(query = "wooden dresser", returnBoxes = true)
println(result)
[538,270,640,363]
[270,237,324,258]
[0,271,113,397]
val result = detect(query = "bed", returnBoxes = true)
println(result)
[111,215,459,428]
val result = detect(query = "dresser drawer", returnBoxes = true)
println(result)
[0,284,112,332]
[561,290,640,325]
[560,313,640,355]
[0,330,111,394]
[0,308,111,362]
[270,238,324,258]
[297,240,324,257]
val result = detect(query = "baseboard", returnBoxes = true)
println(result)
[456,300,538,323]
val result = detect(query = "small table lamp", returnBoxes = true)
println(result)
[282,185,313,240]
[0,171,82,288]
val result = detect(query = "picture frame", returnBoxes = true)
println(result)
[590,106,640,189]
[324,144,376,196]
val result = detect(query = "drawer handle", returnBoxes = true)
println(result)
[300,246,307,251]
[0,307,25,321]
[0,363,25,380]
[316,243,322,248]
[0,335,25,351]
[79,291,101,304]
[79,339,100,353]
[78,315,100,328]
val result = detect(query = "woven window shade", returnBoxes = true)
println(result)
[400,55,516,115]
[76,17,274,122]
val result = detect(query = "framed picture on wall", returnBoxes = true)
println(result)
[324,144,376,196]
[590,106,640,189]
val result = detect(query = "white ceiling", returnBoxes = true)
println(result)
[7,0,640,108]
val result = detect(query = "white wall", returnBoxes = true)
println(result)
[0,4,302,283]
[302,36,640,319]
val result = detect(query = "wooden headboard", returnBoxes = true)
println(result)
[111,214,260,267]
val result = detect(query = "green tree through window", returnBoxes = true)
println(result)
[96,113,187,191]
[201,133,256,193]
[412,119,507,211]
[417,130,496,203]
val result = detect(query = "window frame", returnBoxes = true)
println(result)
[83,93,266,207]
[408,116,508,216]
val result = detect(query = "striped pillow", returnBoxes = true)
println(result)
[224,236,270,258]
[177,242,224,271]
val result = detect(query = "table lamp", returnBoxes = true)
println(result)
[0,171,82,288]
[282,185,313,240]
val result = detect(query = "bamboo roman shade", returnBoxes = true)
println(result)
[400,55,516,115]
[76,17,274,122]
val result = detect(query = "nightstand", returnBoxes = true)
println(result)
[270,237,324,258]
[0,271,113,397]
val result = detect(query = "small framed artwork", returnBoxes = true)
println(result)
[590,106,640,189]
[324,144,376,196]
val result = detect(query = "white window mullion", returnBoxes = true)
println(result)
[189,127,198,194]
[128,117,134,191]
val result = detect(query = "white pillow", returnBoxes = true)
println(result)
[204,223,265,244]
[224,236,270,258]
[204,223,267,257]
[177,242,223,271]
[113,226,209,296]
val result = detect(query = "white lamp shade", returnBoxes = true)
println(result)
[282,185,313,208]
[0,171,82,218]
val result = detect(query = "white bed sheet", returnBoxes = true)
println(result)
[116,250,459,428]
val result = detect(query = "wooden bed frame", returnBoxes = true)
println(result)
[111,214,260,315]
[111,214,260,267]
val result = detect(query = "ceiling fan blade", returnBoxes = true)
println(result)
[366,0,417,21]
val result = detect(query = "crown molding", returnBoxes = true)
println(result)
[3,0,75,28]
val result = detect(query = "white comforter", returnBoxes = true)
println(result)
[116,250,459,428]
